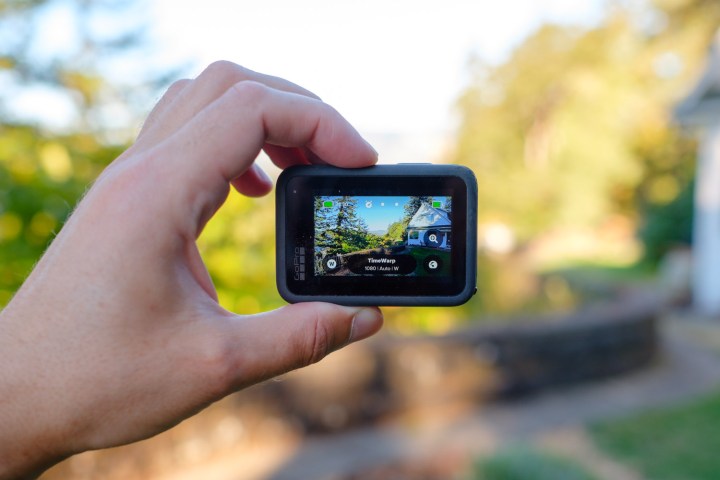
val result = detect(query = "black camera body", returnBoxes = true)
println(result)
[276,164,477,306]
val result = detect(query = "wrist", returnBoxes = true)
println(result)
[0,305,75,479]
[0,446,67,480]
[0,389,69,480]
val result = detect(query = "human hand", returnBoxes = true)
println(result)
[0,61,383,479]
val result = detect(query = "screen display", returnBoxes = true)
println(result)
[313,195,452,277]
[277,165,475,303]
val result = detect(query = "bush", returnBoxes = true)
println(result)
[638,179,694,265]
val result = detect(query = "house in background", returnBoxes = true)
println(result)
[406,202,451,249]
[675,31,720,316]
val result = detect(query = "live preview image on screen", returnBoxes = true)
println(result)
[313,196,452,277]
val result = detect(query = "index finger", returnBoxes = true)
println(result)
[154,80,377,231]
[136,61,322,151]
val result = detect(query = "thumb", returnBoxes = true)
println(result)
[223,303,383,389]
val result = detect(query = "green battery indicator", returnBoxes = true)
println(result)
[432,201,442,208]
[323,200,334,208]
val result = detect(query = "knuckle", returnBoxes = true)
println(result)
[204,59,236,75]
[194,333,236,396]
[167,78,191,94]
[225,81,271,117]
[229,80,269,101]
[301,310,334,367]
[202,60,248,84]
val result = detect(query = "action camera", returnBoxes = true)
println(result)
[276,164,477,306]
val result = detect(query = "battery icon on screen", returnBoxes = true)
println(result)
[432,201,442,208]
[323,200,334,208]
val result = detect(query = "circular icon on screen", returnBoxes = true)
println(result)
[423,255,443,274]
[424,229,443,248]
[323,255,341,273]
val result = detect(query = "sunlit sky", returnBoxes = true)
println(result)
[7,0,610,162]
[151,0,606,137]
[144,0,609,163]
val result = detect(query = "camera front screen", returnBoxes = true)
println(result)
[313,195,453,278]
[276,165,477,306]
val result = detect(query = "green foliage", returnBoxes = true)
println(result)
[0,125,122,305]
[0,0,172,306]
[196,191,286,314]
[652,0,720,33]
[591,390,720,480]
[456,19,642,238]
[3,0,720,332]
[453,5,717,251]
[384,219,407,245]
[315,196,371,254]
[638,178,694,264]
[469,446,597,480]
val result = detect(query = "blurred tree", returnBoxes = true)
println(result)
[454,3,719,258]
[5,0,720,329]
[0,126,124,305]
[635,0,720,264]
[451,1,720,323]
[457,19,639,240]
[0,1,297,318]
[638,178,694,264]
[0,0,178,306]
[0,0,182,136]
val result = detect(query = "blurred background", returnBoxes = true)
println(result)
[3,0,720,479]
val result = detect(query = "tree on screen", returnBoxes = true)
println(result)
[383,220,407,246]
[403,196,433,224]
[315,196,372,254]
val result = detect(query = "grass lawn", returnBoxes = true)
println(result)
[469,446,597,480]
[542,261,655,282]
[591,390,720,480]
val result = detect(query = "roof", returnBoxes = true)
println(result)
[675,31,720,127]
[407,202,451,228]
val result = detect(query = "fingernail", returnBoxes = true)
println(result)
[252,163,272,184]
[365,139,379,158]
[349,308,383,343]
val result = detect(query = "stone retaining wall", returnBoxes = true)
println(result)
[272,295,660,432]
[41,296,661,479]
